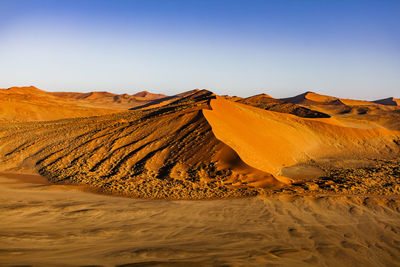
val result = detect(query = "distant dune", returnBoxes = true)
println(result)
[238,93,330,118]
[282,91,375,106]
[373,97,400,106]
[133,90,166,99]
[0,86,168,121]
[282,91,400,130]
[0,86,120,121]
[52,90,167,110]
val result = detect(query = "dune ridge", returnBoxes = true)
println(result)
[373,97,400,106]
[204,97,400,177]
[238,93,331,118]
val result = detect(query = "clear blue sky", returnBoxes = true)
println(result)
[0,0,399,99]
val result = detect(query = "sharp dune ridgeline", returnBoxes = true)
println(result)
[0,86,399,199]
[373,97,400,106]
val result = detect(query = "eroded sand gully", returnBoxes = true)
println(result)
[1,173,400,267]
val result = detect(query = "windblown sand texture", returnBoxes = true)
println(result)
[1,173,400,266]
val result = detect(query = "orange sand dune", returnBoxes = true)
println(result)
[283,91,377,106]
[238,93,330,118]
[130,89,201,110]
[133,90,166,99]
[0,86,119,121]
[1,90,399,198]
[281,91,400,130]
[1,87,400,267]
[0,86,169,121]
[204,97,400,178]
[51,90,166,110]
[0,90,283,198]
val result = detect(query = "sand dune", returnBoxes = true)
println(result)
[0,90,282,198]
[133,90,167,99]
[204,97,399,177]
[52,90,166,110]
[0,86,169,121]
[1,87,400,265]
[238,93,330,118]
[0,90,399,199]
[282,91,377,106]
[130,89,201,110]
[373,97,400,106]
[282,91,400,130]
[0,86,121,122]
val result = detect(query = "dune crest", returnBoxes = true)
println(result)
[238,93,331,118]
[204,97,399,177]
[373,97,400,106]
[133,90,166,99]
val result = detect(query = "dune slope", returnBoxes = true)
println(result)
[204,97,400,177]
[0,90,281,199]
[373,97,400,106]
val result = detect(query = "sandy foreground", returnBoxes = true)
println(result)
[0,173,399,266]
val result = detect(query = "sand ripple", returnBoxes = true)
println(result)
[1,174,400,266]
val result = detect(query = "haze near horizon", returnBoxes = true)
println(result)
[0,0,399,99]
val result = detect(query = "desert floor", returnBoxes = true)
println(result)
[1,173,400,267]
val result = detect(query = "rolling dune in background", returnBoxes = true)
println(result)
[0,86,167,121]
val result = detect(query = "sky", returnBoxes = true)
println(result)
[0,0,399,99]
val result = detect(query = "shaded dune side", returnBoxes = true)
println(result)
[203,97,400,179]
[282,91,376,106]
[51,90,167,110]
[0,91,281,199]
[373,97,400,106]
[281,92,400,131]
[238,94,330,118]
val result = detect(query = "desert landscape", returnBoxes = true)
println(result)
[2,0,400,265]
[0,86,400,266]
